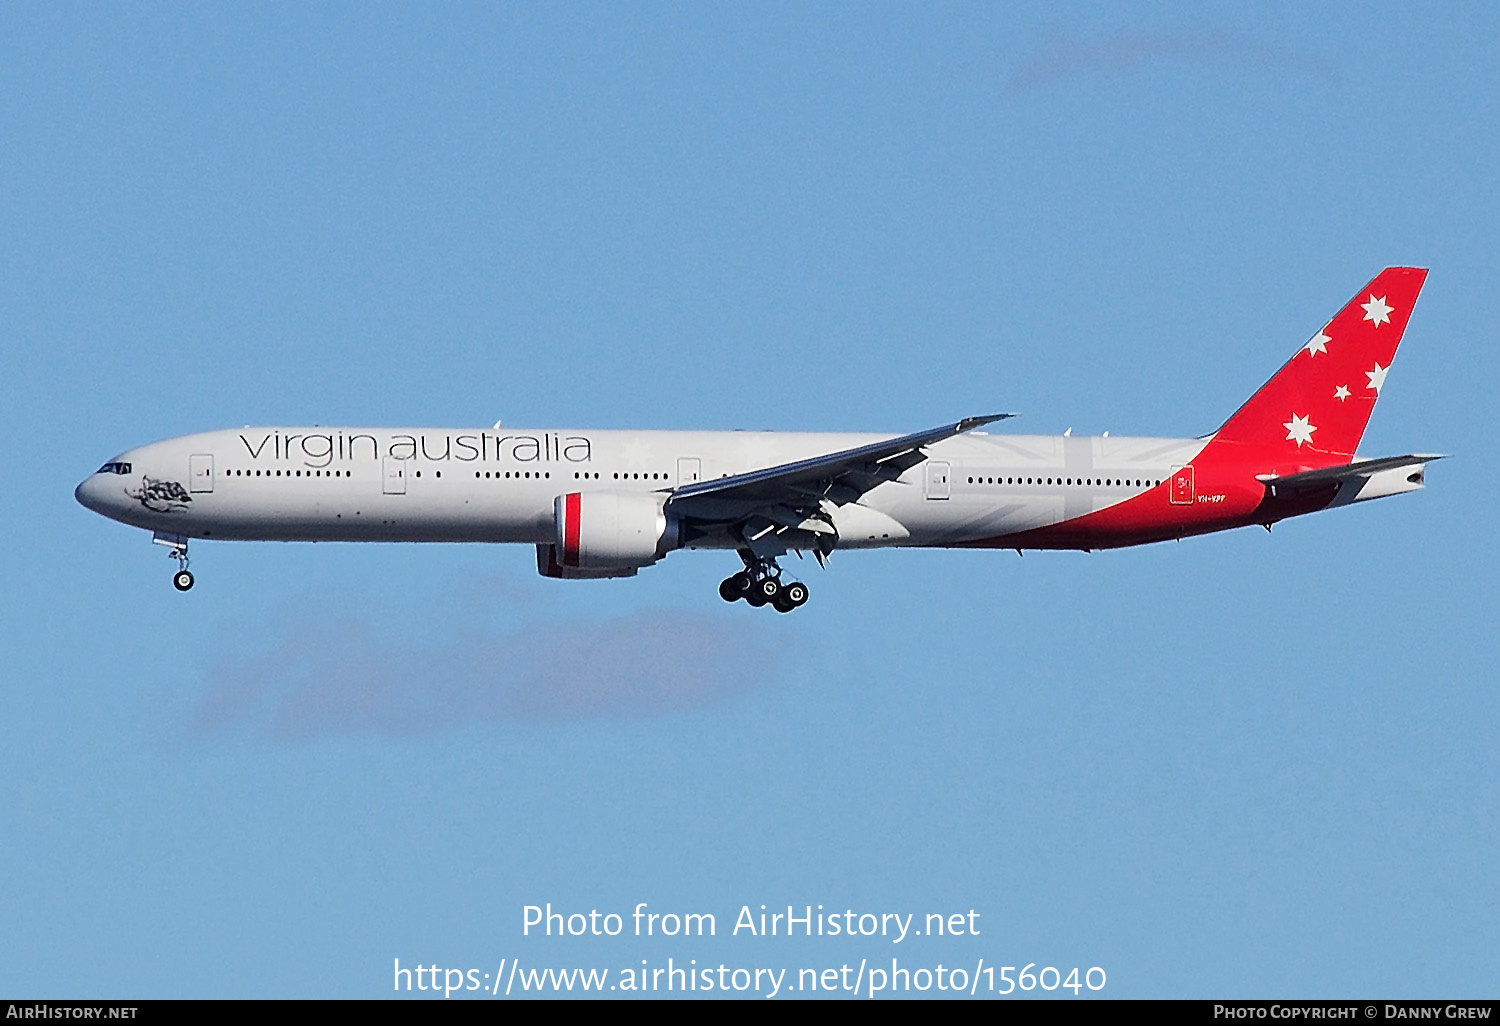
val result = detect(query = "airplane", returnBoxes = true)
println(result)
[76,267,1439,612]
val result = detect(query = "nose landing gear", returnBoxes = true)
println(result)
[718,557,810,612]
[153,531,194,592]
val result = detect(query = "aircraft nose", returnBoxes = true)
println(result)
[75,474,107,513]
[76,469,129,516]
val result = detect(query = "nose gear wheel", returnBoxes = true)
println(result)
[153,531,194,592]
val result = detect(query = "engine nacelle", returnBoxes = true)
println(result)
[549,491,678,572]
[536,543,638,580]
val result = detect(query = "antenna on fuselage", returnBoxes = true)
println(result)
[493,420,503,429]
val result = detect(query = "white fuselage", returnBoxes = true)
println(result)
[76,426,1206,550]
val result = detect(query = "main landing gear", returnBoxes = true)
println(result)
[718,557,810,613]
[153,531,194,592]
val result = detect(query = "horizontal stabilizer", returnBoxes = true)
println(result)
[1258,454,1444,505]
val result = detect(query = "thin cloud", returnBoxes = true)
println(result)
[193,607,784,739]
[1009,28,1337,93]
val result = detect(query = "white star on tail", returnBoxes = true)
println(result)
[1304,330,1330,356]
[1366,362,1388,394]
[1362,294,1394,326]
[1284,413,1316,447]
[1334,384,1350,401]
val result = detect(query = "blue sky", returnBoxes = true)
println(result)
[3,1,1495,998]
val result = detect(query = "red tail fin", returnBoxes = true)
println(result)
[1214,267,1427,463]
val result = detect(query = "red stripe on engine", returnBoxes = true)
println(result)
[562,492,581,566]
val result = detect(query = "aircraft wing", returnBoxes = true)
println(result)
[1257,454,1445,494]
[667,414,1012,514]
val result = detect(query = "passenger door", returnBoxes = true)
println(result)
[924,461,951,500]
[189,453,214,493]
[382,457,407,495]
[1169,465,1195,505]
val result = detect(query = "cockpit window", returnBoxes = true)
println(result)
[97,461,132,475]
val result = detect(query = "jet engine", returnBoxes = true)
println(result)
[537,491,680,579]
